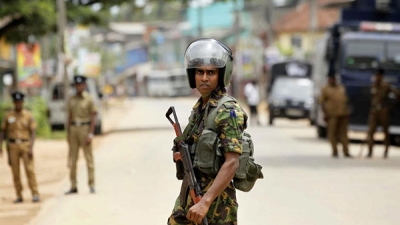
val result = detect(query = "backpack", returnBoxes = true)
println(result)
[205,95,263,192]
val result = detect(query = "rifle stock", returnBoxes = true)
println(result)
[166,106,208,225]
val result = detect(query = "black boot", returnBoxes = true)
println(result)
[65,188,78,195]
[14,197,23,203]
[344,153,353,158]
[384,149,389,159]
[366,149,373,158]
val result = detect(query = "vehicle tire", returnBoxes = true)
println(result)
[317,125,327,139]
[94,123,102,135]
[390,135,400,146]
[269,114,274,125]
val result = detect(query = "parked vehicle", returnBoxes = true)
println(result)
[311,0,400,143]
[45,78,103,135]
[146,68,192,97]
[268,76,314,125]
[267,60,314,125]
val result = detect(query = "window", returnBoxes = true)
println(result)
[291,35,302,49]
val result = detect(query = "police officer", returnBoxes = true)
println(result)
[367,68,400,158]
[168,39,248,225]
[0,91,40,203]
[65,75,97,194]
[319,75,353,158]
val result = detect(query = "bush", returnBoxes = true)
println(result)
[0,96,52,139]
[0,100,12,125]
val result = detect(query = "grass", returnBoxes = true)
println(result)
[46,130,67,140]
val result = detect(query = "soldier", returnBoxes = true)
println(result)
[0,91,40,203]
[367,68,400,158]
[319,75,353,158]
[168,38,248,225]
[65,75,97,194]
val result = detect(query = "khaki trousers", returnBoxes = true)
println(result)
[8,142,39,198]
[69,125,95,189]
[327,116,350,155]
[367,109,390,155]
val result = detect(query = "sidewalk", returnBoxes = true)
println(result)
[0,98,127,225]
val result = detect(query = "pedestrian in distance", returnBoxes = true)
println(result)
[65,75,98,195]
[366,68,400,158]
[168,38,248,225]
[244,79,261,126]
[319,75,353,158]
[0,91,40,203]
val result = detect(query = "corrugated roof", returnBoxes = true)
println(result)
[273,0,341,33]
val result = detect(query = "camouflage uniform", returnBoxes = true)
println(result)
[168,88,247,225]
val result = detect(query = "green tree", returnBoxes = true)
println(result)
[0,0,130,43]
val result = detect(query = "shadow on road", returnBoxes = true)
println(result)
[102,126,173,135]
[259,153,400,170]
[294,136,386,145]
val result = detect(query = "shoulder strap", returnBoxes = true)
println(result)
[205,95,237,131]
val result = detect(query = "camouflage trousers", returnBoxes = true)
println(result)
[168,176,238,225]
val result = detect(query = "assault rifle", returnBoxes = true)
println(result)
[166,106,208,225]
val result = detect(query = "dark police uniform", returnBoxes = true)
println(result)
[367,81,400,158]
[66,75,97,194]
[0,92,39,203]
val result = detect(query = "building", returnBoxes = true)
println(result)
[272,0,341,58]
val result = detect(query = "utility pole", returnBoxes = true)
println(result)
[309,0,318,59]
[197,4,203,37]
[265,0,274,47]
[233,0,241,99]
[57,0,69,129]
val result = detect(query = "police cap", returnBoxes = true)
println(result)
[11,91,25,101]
[375,68,385,75]
[73,75,87,84]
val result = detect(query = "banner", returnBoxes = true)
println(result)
[17,43,42,88]
[78,48,101,77]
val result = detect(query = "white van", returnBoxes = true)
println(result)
[45,78,103,135]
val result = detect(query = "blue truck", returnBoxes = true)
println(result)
[311,0,400,144]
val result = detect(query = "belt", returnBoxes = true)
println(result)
[70,121,90,126]
[8,139,29,144]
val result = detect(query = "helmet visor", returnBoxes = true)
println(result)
[185,39,231,69]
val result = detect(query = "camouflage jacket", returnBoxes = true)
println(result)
[184,87,248,156]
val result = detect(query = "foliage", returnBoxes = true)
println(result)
[0,0,256,43]
[0,100,13,125]
[25,96,52,138]
[0,0,131,43]
[276,43,293,57]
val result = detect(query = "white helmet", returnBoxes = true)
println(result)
[184,38,234,89]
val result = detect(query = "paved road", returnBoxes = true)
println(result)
[30,97,400,225]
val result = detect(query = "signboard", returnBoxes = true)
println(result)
[17,43,42,88]
[77,48,101,77]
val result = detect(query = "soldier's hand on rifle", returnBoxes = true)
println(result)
[187,200,210,224]
[173,152,181,162]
